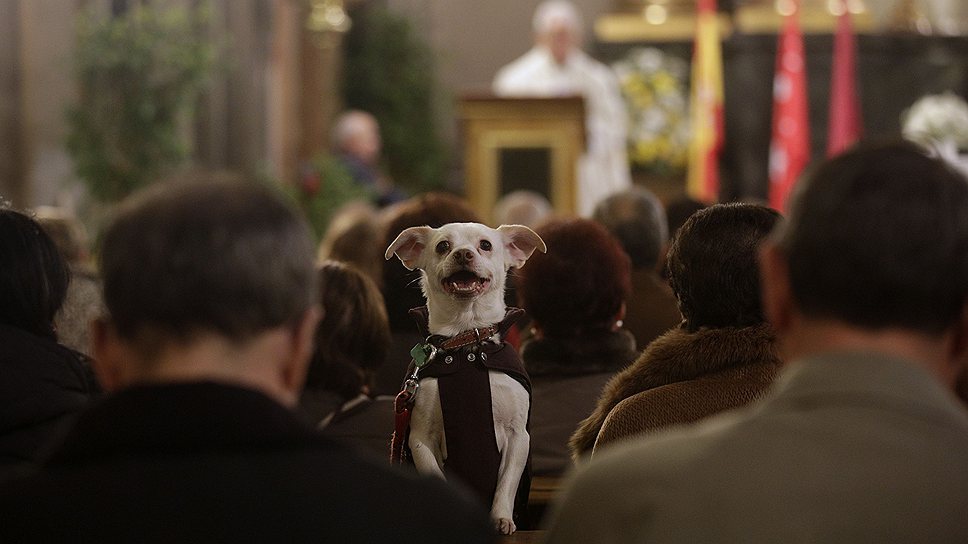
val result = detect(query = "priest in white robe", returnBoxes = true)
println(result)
[493,0,632,217]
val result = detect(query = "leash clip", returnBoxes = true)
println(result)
[403,377,420,398]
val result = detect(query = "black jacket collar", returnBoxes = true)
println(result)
[46,382,317,467]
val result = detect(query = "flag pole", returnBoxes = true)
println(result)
[686,0,724,204]
[768,0,810,212]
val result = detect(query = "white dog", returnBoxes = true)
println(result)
[386,222,546,535]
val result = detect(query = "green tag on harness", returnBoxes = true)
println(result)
[410,342,438,368]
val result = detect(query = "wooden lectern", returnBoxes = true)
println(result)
[458,96,586,221]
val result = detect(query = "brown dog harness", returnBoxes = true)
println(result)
[390,307,531,517]
[391,321,503,463]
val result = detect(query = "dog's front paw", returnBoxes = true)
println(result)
[495,517,516,535]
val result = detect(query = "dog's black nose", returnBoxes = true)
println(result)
[454,249,474,265]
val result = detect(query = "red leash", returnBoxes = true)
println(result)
[390,377,419,465]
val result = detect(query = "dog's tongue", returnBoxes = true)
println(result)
[444,271,487,297]
[450,274,480,291]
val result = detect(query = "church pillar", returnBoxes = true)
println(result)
[0,0,25,206]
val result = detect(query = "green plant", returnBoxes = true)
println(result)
[66,3,216,202]
[286,155,374,241]
[342,6,448,193]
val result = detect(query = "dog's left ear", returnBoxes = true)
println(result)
[498,224,547,269]
[385,226,432,270]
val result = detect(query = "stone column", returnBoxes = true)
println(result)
[0,0,25,206]
[18,0,80,207]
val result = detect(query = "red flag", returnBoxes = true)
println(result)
[687,0,724,204]
[827,3,862,156]
[768,1,810,212]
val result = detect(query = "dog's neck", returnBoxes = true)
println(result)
[425,290,508,337]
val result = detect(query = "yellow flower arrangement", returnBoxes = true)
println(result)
[613,48,690,177]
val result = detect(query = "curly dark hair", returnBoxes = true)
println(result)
[517,218,631,337]
[667,203,781,331]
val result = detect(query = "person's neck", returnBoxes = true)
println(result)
[780,318,960,388]
[125,330,299,408]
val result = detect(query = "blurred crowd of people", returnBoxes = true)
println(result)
[1,138,967,542]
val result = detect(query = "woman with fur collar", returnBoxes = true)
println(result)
[570,203,783,458]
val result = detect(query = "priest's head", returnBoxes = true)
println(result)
[533,0,582,65]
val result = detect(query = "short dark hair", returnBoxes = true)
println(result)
[380,192,481,331]
[0,208,70,338]
[592,187,667,270]
[668,203,781,331]
[775,140,968,334]
[305,261,391,400]
[99,175,317,348]
[517,218,631,337]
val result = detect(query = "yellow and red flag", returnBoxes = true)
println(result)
[686,0,724,204]
[768,0,810,212]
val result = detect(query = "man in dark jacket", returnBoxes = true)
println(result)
[0,176,495,543]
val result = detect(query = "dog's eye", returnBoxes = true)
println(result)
[435,240,450,254]
[479,240,493,251]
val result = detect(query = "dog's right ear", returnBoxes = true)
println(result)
[498,224,547,269]
[385,226,433,270]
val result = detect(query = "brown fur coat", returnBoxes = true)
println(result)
[569,323,780,458]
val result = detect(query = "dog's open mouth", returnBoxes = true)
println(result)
[442,270,490,298]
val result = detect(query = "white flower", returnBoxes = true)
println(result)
[633,48,664,73]
[612,47,690,171]
[902,92,968,148]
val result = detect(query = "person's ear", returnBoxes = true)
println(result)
[758,242,794,334]
[948,304,968,356]
[940,303,968,391]
[655,242,670,276]
[90,317,126,392]
[611,302,627,332]
[952,309,968,404]
[280,305,323,402]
